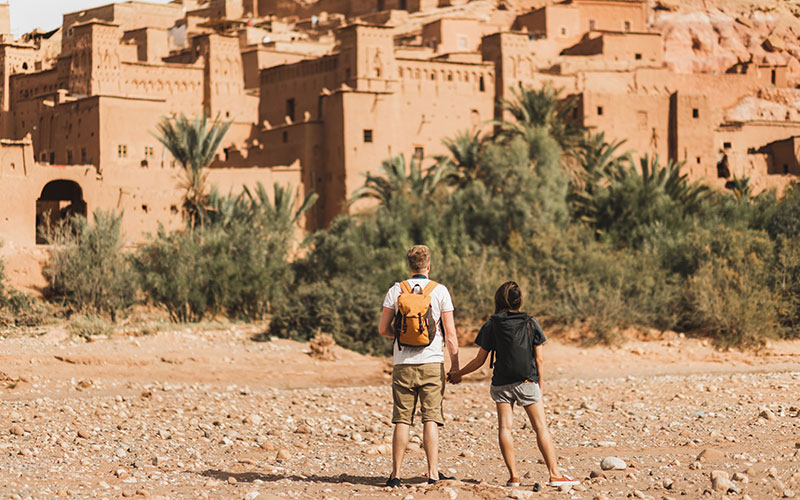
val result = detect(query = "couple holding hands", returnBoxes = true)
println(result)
[378,245,579,490]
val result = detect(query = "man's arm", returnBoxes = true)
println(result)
[441,310,459,372]
[379,307,395,338]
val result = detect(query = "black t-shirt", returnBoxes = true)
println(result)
[475,311,546,386]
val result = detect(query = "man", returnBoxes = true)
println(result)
[378,245,460,487]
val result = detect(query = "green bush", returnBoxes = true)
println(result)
[42,211,137,320]
[67,314,114,339]
[0,254,50,328]
[268,280,389,355]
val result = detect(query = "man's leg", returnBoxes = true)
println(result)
[391,423,410,479]
[422,420,439,480]
[418,363,445,481]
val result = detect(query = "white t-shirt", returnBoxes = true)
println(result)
[383,278,454,365]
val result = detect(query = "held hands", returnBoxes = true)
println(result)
[446,370,462,384]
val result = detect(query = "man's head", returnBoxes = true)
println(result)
[407,245,431,274]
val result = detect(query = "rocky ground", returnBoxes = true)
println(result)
[0,326,799,500]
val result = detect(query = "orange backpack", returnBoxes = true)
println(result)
[393,280,439,350]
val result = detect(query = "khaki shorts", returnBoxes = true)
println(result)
[392,363,445,426]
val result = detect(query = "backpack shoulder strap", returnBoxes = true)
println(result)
[421,280,439,297]
[399,281,412,294]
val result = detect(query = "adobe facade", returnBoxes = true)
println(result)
[0,0,799,248]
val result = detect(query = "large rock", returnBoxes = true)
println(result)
[657,0,680,11]
[764,35,786,52]
[600,456,627,470]
[711,470,735,492]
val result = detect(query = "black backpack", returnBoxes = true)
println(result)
[489,315,538,381]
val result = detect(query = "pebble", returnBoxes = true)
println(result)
[601,456,627,470]
[77,429,91,439]
[295,424,312,434]
[244,414,262,425]
[9,425,24,436]
[244,492,260,500]
[276,449,291,461]
[697,448,724,461]
[228,476,237,484]
[759,407,776,420]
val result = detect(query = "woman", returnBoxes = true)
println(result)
[447,281,578,488]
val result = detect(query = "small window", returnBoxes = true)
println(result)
[457,36,467,50]
[81,148,87,163]
[784,164,789,174]
[588,20,596,30]
[414,147,424,163]
[624,21,631,31]
[479,76,485,92]
[597,106,604,116]
[696,157,701,164]
[118,144,128,158]
[771,69,777,85]
[692,108,699,118]
[144,146,154,158]
[363,129,373,143]
[67,150,73,164]
[282,131,288,143]
[285,98,295,122]
[141,204,149,213]
[49,152,55,164]
[22,63,28,70]
[635,53,642,60]
[41,153,47,162]
[225,111,230,118]
[560,27,567,36]
[723,142,731,149]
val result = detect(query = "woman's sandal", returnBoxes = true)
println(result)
[548,474,579,487]
[506,477,521,487]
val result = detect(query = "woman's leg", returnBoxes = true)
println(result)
[496,402,518,481]
[523,401,562,479]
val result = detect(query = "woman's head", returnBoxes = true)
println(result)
[494,281,522,314]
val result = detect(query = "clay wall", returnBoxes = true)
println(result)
[121,62,204,115]
[715,123,800,179]
[0,139,303,247]
[336,24,396,92]
[0,44,40,117]
[571,0,647,33]
[121,28,169,64]
[241,47,308,89]
[192,34,257,123]
[421,18,485,54]
[669,92,715,180]
[62,2,184,56]
[580,91,670,159]
[513,6,580,41]
[562,31,662,66]
[0,3,9,36]
[258,55,340,126]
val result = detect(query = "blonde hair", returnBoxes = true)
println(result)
[407,245,431,273]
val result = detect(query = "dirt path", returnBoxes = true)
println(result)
[0,327,798,500]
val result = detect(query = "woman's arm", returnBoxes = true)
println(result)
[449,347,489,383]
[535,343,544,391]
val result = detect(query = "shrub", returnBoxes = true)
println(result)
[67,314,114,339]
[0,254,50,328]
[42,211,137,320]
[268,280,389,355]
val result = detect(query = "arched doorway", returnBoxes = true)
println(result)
[36,180,87,244]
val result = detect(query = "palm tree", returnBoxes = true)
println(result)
[438,129,486,187]
[572,153,710,236]
[153,113,232,228]
[202,182,318,232]
[499,82,588,159]
[351,153,450,206]
[725,176,752,200]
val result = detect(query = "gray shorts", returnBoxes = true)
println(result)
[490,380,542,407]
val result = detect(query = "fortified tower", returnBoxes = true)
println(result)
[336,24,396,92]
[69,21,122,96]
[192,33,250,120]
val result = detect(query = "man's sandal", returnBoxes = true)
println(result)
[428,472,455,484]
[506,477,521,487]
